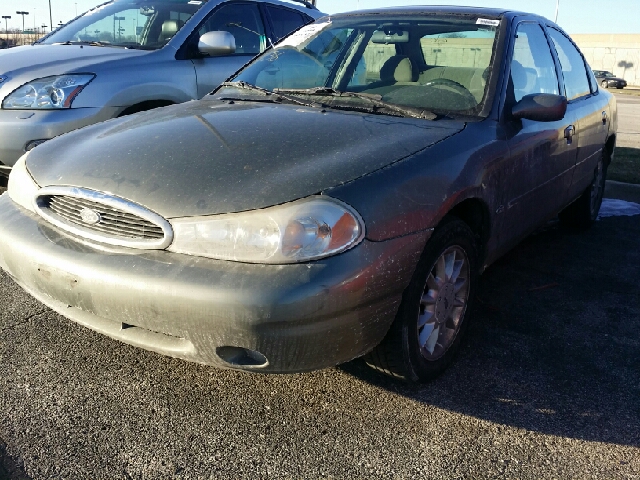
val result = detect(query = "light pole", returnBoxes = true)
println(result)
[16,11,29,34]
[114,16,125,42]
[48,0,53,32]
[2,15,10,34]
[555,0,559,23]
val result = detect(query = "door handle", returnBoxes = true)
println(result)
[602,111,608,125]
[564,125,575,142]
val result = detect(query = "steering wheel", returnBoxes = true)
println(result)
[424,78,478,107]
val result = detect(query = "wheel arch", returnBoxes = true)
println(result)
[440,197,491,267]
[604,134,616,167]
[117,100,176,117]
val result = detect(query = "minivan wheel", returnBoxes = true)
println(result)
[364,218,479,382]
[559,156,606,229]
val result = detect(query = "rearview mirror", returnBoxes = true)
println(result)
[512,93,567,122]
[198,31,236,57]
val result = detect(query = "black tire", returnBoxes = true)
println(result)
[559,153,607,229]
[601,80,608,89]
[364,217,479,382]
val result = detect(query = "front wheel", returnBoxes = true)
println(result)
[364,218,479,382]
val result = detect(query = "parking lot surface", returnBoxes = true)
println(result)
[1,212,639,479]
[616,93,640,149]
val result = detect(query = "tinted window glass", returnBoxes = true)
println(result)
[548,28,591,100]
[266,5,306,42]
[510,23,559,102]
[199,3,266,55]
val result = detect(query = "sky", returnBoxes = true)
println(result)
[1,0,639,34]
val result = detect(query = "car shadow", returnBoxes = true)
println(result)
[339,215,640,447]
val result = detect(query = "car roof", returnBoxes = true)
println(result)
[262,0,322,15]
[324,5,553,23]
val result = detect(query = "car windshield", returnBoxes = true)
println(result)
[39,0,206,49]
[217,14,500,117]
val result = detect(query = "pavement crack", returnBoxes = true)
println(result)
[0,309,48,333]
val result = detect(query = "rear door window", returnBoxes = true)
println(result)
[265,5,309,43]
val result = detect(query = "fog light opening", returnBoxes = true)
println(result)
[216,346,269,368]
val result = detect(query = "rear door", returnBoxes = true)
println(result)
[546,27,610,201]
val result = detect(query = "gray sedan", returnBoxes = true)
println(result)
[0,0,321,175]
[0,7,617,382]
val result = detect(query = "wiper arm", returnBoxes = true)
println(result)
[59,40,110,47]
[220,81,323,108]
[274,87,436,120]
[220,81,273,96]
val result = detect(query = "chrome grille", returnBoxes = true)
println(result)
[34,186,173,250]
[45,195,164,239]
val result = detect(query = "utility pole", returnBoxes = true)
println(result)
[16,11,29,34]
[555,0,559,23]
[49,0,53,32]
[2,16,11,34]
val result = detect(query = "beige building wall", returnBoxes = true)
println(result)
[572,34,640,86]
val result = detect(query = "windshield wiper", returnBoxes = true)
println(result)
[274,87,436,120]
[219,81,323,108]
[59,40,111,47]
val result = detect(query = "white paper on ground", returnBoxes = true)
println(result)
[597,198,640,219]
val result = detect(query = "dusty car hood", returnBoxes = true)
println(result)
[0,44,149,85]
[26,98,464,218]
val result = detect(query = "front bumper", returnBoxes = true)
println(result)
[0,194,431,373]
[0,106,118,168]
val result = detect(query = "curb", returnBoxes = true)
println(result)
[604,180,640,204]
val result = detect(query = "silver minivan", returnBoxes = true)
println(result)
[0,0,322,175]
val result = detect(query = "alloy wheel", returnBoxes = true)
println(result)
[417,246,470,361]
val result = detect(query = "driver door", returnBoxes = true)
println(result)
[190,2,268,98]
[496,21,578,250]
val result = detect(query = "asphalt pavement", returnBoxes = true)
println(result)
[615,93,640,149]
[0,212,639,479]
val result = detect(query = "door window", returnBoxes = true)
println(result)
[198,3,266,54]
[265,5,308,43]
[548,28,591,100]
[510,23,560,102]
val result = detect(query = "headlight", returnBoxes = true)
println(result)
[8,153,39,213]
[168,196,365,264]
[2,74,95,110]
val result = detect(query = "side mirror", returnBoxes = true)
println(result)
[512,93,567,122]
[198,31,236,57]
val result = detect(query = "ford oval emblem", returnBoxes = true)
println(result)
[79,207,101,225]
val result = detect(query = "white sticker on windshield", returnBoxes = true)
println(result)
[277,21,332,48]
[476,18,501,27]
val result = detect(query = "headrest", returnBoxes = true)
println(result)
[161,19,182,40]
[380,56,415,83]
